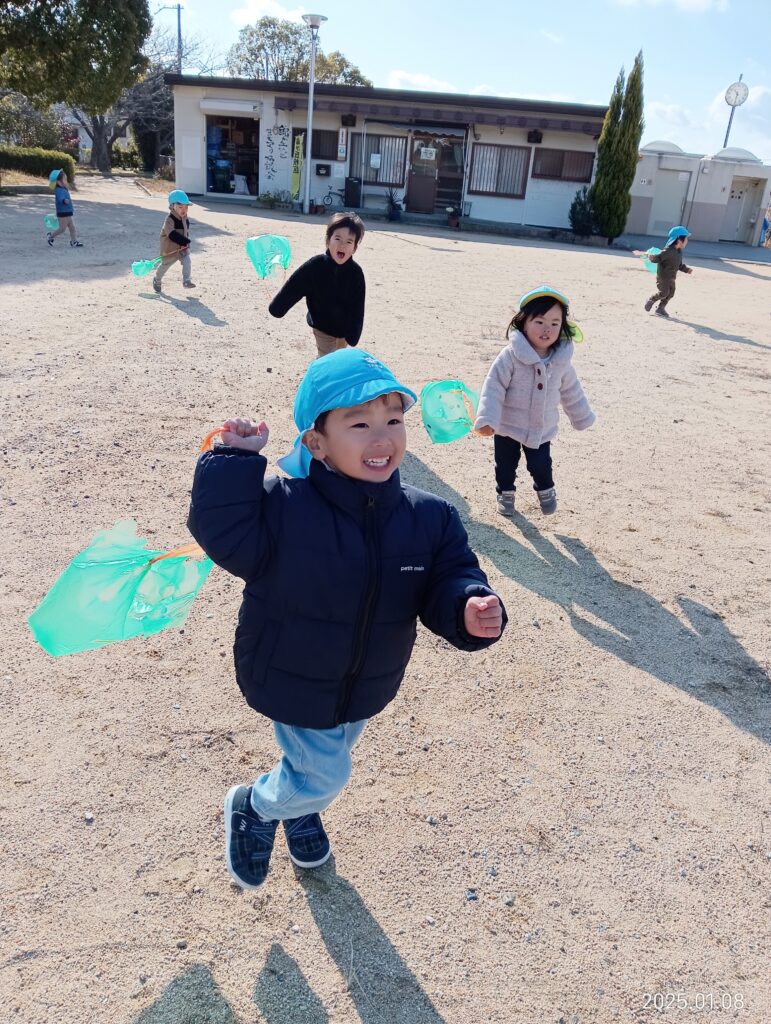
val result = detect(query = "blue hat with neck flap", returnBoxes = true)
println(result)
[277,349,417,478]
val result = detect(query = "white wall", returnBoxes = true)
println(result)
[462,125,597,228]
[171,84,599,227]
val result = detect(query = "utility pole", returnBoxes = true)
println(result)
[156,4,182,73]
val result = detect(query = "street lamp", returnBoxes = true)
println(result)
[302,13,327,215]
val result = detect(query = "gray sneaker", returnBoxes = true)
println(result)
[496,490,515,516]
[655,307,670,318]
[537,487,557,515]
[152,278,161,294]
[644,297,655,312]
[183,280,196,289]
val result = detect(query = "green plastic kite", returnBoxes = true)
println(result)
[28,520,213,656]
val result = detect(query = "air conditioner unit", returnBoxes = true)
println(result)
[341,114,357,127]
[527,130,543,144]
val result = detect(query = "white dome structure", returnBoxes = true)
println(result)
[712,146,762,163]
[640,140,685,154]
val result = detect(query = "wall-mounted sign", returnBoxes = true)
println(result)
[337,128,347,161]
[370,153,381,169]
[420,147,437,160]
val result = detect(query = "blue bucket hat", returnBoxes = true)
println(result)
[277,348,417,478]
[49,169,63,186]
[666,225,690,244]
[168,189,192,205]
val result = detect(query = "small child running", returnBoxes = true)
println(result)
[188,347,506,890]
[269,212,366,358]
[153,190,195,293]
[46,170,83,248]
[475,286,596,517]
[637,225,694,318]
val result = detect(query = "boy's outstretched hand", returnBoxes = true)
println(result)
[464,595,503,638]
[220,418,270,453]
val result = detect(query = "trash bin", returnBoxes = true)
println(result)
[344,176,362,208]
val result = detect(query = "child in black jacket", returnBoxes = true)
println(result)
[268,212,366,357]
[188,348,506,890]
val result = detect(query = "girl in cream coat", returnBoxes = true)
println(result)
[475,286,595,517]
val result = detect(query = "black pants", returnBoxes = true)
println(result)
[494,435,553,493]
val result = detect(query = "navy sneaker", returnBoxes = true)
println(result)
[224,785,278,890]
[46,233,54,247]
[283,813,331,868]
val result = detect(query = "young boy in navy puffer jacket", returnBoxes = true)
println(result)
[188,348,506,890]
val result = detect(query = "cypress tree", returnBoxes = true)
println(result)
[589,69,625,241]
[589,52,645,242]
[615,51,645,234]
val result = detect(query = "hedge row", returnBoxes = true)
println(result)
[0,145,76,183]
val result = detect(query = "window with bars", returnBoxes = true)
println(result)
[348,133,408,186]
[532,148,594,183]
[291,128,339,160]
[468,143,530,198]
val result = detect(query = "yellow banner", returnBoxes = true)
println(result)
[291,133,304,201]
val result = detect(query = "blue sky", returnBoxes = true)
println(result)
[170,0,771,161]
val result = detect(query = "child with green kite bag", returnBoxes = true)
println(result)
[268,212,366,358]
[188,347,506,890]
[153,190,196,294]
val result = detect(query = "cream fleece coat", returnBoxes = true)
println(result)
[475,330,596,448]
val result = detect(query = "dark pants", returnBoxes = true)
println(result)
[494,435,553,493]
[649,279,676,310]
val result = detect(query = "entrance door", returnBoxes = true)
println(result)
[719,179,748,241]
[648,169,690,234]
[406,137,438,213]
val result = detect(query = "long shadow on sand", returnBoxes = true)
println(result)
[138,292,228,326]
[402,452,770,744]
[135,965,238,1023]
[297,862,446,1024]
[673,318,770,350]
[134,867,444,1023]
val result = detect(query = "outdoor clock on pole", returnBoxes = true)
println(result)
[723,75,748,148]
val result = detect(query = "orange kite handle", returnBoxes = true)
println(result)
[199,426,227,452]
[148,542,205,565]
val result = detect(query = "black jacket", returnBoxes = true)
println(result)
[268,252,366,345]
[188,449,506,728]
[649,242,690,285]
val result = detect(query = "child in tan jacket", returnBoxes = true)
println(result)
[475,286,595,517]
[153,189,195,294]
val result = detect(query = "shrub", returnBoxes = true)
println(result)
[155,161,175,182]
[569,186,596,238]
[0,145,76,182]
[111,141,143,170]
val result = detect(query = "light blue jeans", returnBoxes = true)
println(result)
[250,719,367,821]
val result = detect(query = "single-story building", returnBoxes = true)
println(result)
[626,141,771,246]
[165,75,607,230]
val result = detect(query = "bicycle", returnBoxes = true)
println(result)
[322,185,346,207]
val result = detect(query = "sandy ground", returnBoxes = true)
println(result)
[1,175,770,1024]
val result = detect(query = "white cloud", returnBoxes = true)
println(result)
[611,0,727,9]
[540,30,563,44]
[230,0,306,27]
[646,101,695,128]
[387,70,460,92]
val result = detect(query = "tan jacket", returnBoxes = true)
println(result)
[159,211,190,260]
[475,330,596,448]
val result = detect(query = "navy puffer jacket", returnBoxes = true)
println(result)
[188,449,506,729]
